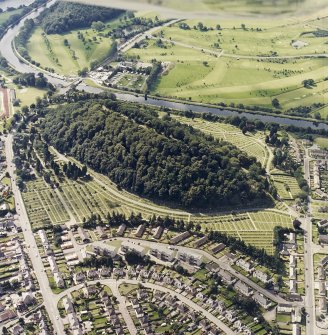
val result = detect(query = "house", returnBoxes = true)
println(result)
[54,272,65,288]
[253,292,271,309]
[236,258,253,272]
[12,324,24,335]
[234,281,253,297]
[193,236,208,248]
[68,313,80,329]
[277,303,293,313]
[319,296,327,313]
[153,226,164,239]
[253,270,270,284]
[83,285,97,298]
[96,226,107,239]
[218,269,235,285]
[292,323,301,335]
[87,269,99,280]
[211,243,226,254]
[63,297,74,314]
[318,219,328,229]
[78,227,90,243]
[290,266,297,280]
[319,235,328,245]
[319,281,326,296]
[121,241,145,256]
[48,256,58,273]
[74,272,86,284]
[135,224,146,238]
[116,224,126,237]
[170,231,191,244]
[318,266,326,281]
[225,252,238,264]
[93,245,117,258]
[38,230,49,245]
[290,279,297,293]
[319,256,328,267]
[0,309,16,323]
[290,255,296,268]
[149,246,175,262]
[177,250,203,266]
[225,310,237,323]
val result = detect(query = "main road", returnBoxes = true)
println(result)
[4,134,65,335]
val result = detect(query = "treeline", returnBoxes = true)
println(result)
[208,230,284,273]
[40,98,269,208]
[146,61,162,92]
[63,162,87,180]
[82,212,193,232]
[13,72,54,90]
[40,2,123,34]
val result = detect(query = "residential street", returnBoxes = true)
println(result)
[4,134,65,335]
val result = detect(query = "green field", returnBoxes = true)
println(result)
[271,171,302,200]
[315,137,328,149]
[128,40,327,112]
[27,21,117,75]
[172,115,271,168]
[160,18,328,57]
[0,8,24,25]
[126,14,328,116]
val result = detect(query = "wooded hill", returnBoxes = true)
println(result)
[40,99,269,208]
[40,2,123,34]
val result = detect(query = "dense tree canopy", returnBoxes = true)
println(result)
[41,99,268,208]
[40,2,123,34]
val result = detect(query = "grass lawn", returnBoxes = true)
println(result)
[315,137,328,149]
[0,8,24,25]
[160,17,328,57]
[26,15,124,75]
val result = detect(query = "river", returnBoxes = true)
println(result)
[1,0,327,131]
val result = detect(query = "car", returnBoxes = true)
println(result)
[56,316,59,320]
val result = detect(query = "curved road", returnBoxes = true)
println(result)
[55,278,237,335]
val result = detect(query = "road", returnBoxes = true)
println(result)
[4,134,65,335]
[303,147,320,335]
[71,237,292,306]
[54,278,236,335]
